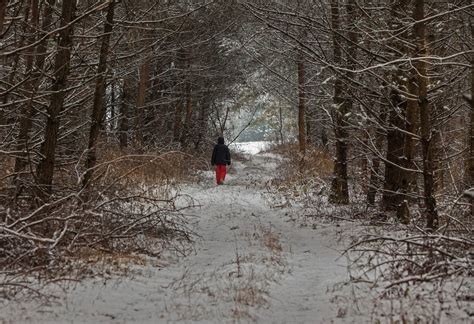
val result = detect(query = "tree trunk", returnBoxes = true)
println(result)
[392,72,418,225]
[367,118,385,205]
[469,18,474,217]
[321,128,328,150]
[382,91,408,211]
[110,78,116,132]
[173,100,183,142]
[329,0,349,204]
[13,0,54,189]
[2,2,28,109]
[297,50,306,155]
[136,59,150,145]
[0,0,8,128]
[194,97,210,150]
[12,0,39,182]
[382,0,410,220]
[119,78,131,149]
[35,0,76,200]
[306,102,312,146]
[82,0,115,190]
[414,0,438,230]
[278,105,284,144]
[0,0,8,35]
[180,82,193,147]
[405,75,419,191]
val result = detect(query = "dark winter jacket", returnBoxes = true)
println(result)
[211,137,231,166]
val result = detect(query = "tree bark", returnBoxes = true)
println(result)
[173,100,183,142]
[382,90,408,211]
[82,0,115,190]
[13,0,54,188]
[119,78,131,149]
[469,17,474,217]
[180,83,193,148]
[393,72,418,224]
[278,105,284,144]
[405,75,419,187]
[110,78,116,132]
[35,0,76,200]
[136,59,150,145]
[367,116,385,205]
[329,0,349,204]
[382,0,410,219]
[194,97,210,150]
[414,0,438,230]
[0,0,8,35]
[297,50,306,155]
[12,0,39,180]
[2,2,28,109]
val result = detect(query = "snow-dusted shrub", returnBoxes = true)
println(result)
[264,143,333,206]
[343,224,473,322]
[0,151,195,300]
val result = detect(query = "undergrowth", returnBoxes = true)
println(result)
[264,142,473,323]
[0,144,204,300]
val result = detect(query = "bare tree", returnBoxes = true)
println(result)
[119,77,132,149]
[297,49,306,155]
[382,0,411,217]
[329,0,349,204]
[12,0,41,192]
[136,59,150,146]
[468,18,474,216]
[414,0,438,230]
[0,0,7,35]
[35,0,76,200]
[82,0,116,190]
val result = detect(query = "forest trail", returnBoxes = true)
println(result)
[1,151,348,323]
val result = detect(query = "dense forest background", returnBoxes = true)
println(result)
[0,0,472,306]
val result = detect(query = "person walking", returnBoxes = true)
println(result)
[211,136,231,185]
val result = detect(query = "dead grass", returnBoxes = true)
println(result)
[234,285,266,306]
[72,247,147,267]
[267,143,333,183]
[229,150,249,163]
[97,147,197,187]
[262,228,282,253]
[263,143,333,209]
[231,306,254,320]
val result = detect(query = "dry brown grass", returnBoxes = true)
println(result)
[0,143,203,207]
[72,247,147,266]
[234,286,266,306]
[229,150,249,163]
[268,143,333,182]
[262,229,282,253]
[92,145,208,188]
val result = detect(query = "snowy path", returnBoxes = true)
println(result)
[1,152,348,323]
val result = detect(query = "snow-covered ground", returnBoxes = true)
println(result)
[0,147,350,323]
[229,141,271,155]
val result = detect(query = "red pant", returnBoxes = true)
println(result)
[215,164,227,184]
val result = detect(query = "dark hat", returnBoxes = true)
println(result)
[217,137,225,144]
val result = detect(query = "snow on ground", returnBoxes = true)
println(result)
[229,141,270,155]
[0,145,351,323]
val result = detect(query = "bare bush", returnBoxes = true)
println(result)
[341,223,473,321]
[0,152,197,300]
[268,141,473,321]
